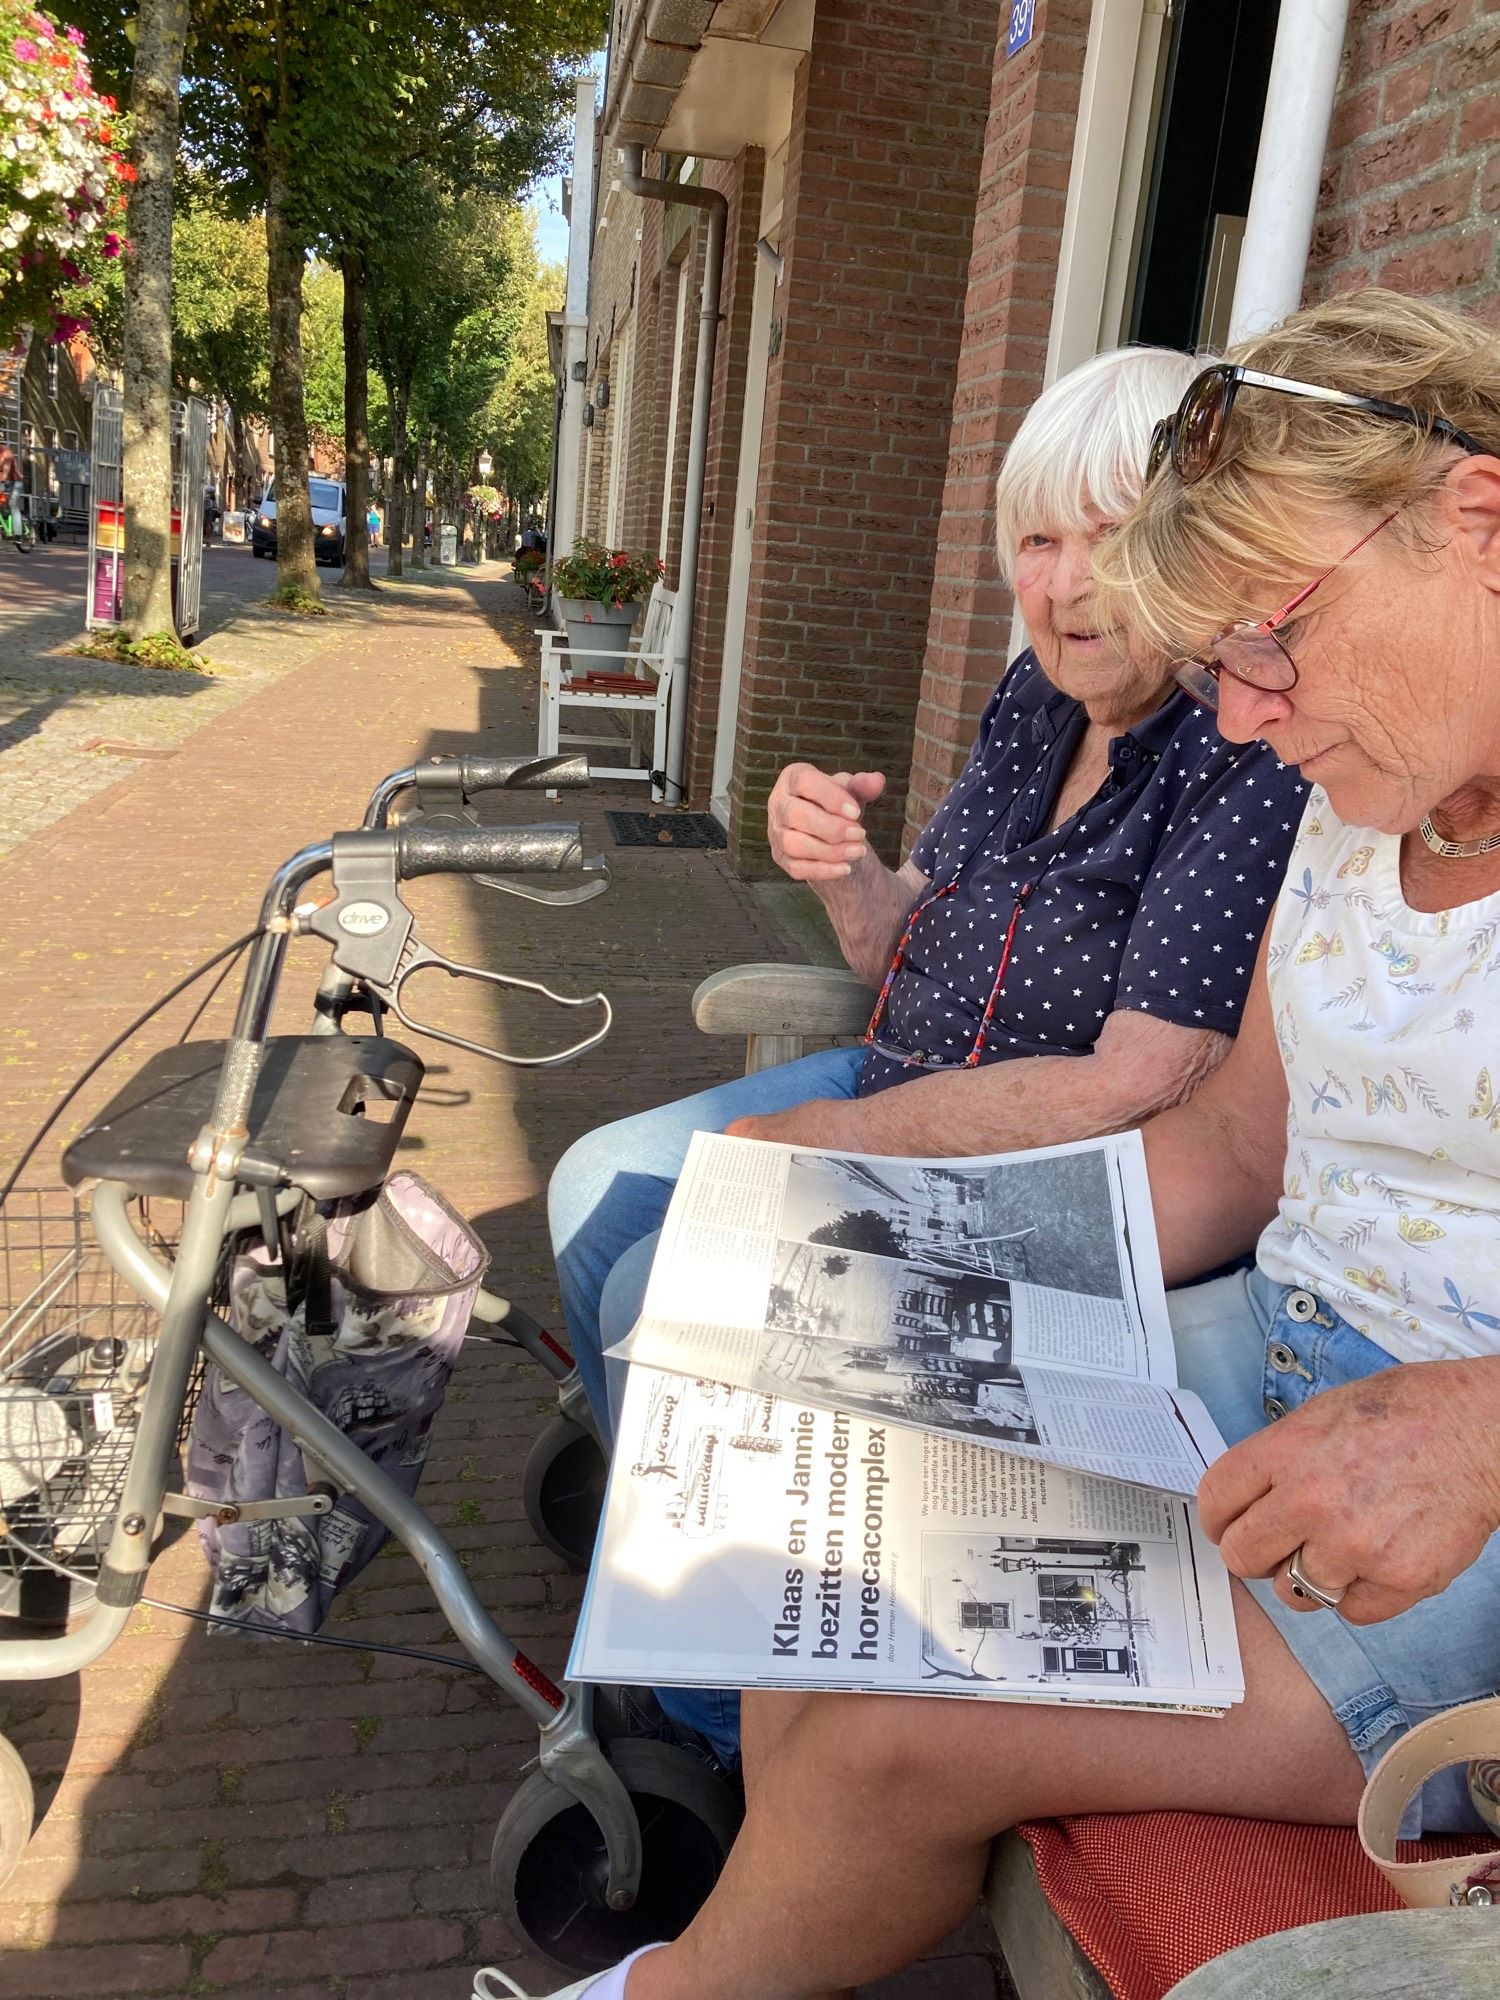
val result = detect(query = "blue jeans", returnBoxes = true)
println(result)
[548,1045,864,1436]
[549,1045,864,1764]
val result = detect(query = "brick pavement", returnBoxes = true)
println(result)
[0,569,1008,2000]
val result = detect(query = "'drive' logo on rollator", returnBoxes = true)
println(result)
[337,901,391,936]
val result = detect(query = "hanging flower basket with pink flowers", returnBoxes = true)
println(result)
[0,2,131,347]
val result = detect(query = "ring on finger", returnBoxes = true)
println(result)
[1285,1545,1348,1612]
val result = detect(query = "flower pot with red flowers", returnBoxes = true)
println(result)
[552,539,665,668]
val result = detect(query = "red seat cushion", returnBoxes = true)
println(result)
[1014,1813,1495,1999]
[562,672,655,695]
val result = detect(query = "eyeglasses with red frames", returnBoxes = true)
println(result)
[864,879,1035,1069]
[1172,506,1406,712]
[1146,364,1486,487]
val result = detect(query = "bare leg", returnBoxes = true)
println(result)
[739,1688,815,1811]
[629,1587,1363,2000]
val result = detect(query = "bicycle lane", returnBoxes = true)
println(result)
[0,564,818,2000]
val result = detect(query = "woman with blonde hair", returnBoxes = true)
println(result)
[487,287,1500,2000]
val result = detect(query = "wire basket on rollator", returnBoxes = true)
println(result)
[0,1187,193,1597]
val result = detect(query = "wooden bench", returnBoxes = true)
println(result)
[691,960,1493,1999]
[537,581,677,800]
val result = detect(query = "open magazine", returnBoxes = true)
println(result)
[610,1131,1225,1496]
[569,1374,1244,1712]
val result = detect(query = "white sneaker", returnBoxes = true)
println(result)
[471,1944,661,2000]
[472,1970,600,2000]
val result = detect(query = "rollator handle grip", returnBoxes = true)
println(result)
[417,752,591,796]
[395,821,587,880]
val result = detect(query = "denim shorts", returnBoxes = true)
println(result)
[1171,1265,1500,1838]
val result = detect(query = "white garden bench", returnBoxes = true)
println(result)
[537,582,677,799]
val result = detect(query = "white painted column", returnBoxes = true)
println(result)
[551,79,597,570]
[1228,0,1353,343]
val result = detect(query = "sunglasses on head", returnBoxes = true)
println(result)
[1146,363,1487,486]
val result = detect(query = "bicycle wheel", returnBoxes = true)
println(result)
[523,1412,606,1571]
[14,516,33,554]
[491,1737,741,1972]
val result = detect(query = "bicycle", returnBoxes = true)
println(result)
[0,763,743,1970]
[0,488,36,554]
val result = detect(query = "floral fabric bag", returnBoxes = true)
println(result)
[185,1171,488,1635]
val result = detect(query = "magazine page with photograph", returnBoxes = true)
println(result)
[610,1131,1225,1496]
[568,1372,1244,1713]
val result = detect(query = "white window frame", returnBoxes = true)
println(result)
[604,318,634,546]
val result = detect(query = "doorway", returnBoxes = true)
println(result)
[1130,0,1280,350]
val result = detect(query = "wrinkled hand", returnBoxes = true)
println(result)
[1197,1357,1500,1625]
[767,763,886,883]
[725,1100,859,1149]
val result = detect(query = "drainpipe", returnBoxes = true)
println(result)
[620,142,728,804]
[1228,0,1353,343]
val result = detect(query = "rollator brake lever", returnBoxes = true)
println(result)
[472,861,610,908]
[370,937,613,1067]
[298,836,612,1067]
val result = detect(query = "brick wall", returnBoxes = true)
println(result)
[621,197,665,555]
[724,0,1000,871]
[682,149,765,804]
[902,0,1090,846]
[1307,0,1499,319]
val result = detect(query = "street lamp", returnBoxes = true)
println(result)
[477,449,493,481]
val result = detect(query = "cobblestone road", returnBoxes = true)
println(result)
[0,566,1007,2000]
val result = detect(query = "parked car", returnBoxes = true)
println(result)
[250,475,348,564]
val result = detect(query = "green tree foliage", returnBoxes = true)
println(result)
[301,260,344,443]
[67,0,608,593]
[173,194,269,414]
[489,252,561,524]
[367,181,522,572]
[414,208,533,488]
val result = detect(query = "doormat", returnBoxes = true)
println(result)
[605,811,728,850]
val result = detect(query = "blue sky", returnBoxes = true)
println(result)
[531,62,604,271]
[532,175,569,268]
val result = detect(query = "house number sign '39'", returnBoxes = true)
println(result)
[1007,0,1035,57]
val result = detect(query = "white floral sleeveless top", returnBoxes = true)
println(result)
[1258,787,1500,1365]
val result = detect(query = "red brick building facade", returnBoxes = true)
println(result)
[559,0,1497,868]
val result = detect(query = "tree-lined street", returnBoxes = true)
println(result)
[0,538,386,851]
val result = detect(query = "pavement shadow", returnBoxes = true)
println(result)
[407,570,792,1319]
[0,564,807,1994]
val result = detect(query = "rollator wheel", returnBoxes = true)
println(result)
[523,1413,606,1571]
[0,1735,35,1891]
[0,1565,93,1627]
[491,1738,741,1973]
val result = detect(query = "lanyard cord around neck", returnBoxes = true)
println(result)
[865,710,1106,1067]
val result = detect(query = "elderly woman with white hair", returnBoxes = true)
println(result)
[545,345,1307,1757]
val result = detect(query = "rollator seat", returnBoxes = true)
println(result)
[62,1036,425,1201]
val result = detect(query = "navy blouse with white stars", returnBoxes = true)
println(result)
[857,651,1309,1099]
